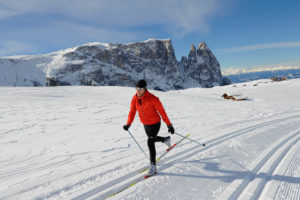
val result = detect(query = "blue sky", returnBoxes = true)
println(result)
[0,0,299,69]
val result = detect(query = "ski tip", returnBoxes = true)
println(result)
[144,172,157,179]
[144,175,150,179]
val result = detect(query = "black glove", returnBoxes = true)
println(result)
[167,125,175,134]
[123,124,130,131]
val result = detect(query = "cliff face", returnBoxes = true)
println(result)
[67,39,183,90]
[0,39,223,90]
[178,42,222,88]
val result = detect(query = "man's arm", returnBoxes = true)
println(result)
[126,97,137,125]
[154,97,172,126]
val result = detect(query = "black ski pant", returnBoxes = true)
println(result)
[144,121,165,164]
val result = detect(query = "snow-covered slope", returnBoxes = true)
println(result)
[0,39,223,90]
[0,46,83,87]
[0,55,50,86]
[1,78,300,199]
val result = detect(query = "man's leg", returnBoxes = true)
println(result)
[144,121,162,164]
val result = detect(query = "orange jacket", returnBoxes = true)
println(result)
[126,90,172,126]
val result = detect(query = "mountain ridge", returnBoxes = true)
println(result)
[0,39,223,90]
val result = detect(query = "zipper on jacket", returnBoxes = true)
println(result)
[139,97,145,123]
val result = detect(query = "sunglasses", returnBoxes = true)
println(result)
[136,87,145,91]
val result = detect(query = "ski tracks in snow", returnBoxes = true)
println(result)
[273,145,300,200]
[68,113,300,200]
[219,128,300,200]
[260,141,300,200]
[1,113,299,199]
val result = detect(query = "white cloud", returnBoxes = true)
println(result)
[0,9,20,19]
[0,22,140,57]
[66,23,139,42]
[216,41,300,55]
[7,21,140,44]
[0,40,37,56]
[0,0,227,37]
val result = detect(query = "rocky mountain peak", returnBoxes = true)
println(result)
[198,41,209,50]
[190,44,196,52]
[188,44,197,62]
[0,38,223,90]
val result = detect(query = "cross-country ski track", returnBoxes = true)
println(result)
[0,78,300,200]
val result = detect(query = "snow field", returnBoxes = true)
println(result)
[261,141,300,200]
[0,78,300,199]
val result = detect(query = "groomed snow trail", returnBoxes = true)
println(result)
[260,142,300,200]
[90,115,300,200]
[105,115,300,200]
[0,79,300,200]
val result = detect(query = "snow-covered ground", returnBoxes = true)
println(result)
[1,78,300,200]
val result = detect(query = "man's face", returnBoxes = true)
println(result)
[136,87,146,97]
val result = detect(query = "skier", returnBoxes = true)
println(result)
[123,79,175,176]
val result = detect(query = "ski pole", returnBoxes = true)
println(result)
[127,130,148,159]
[175,132,206,146]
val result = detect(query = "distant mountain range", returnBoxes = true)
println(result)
[222,66,300,83]
[0,39,223,90]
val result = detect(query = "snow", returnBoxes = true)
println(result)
[0,55,52,86]
[141,38,171,43]
[125,38,171,50]
[0,39,182,89]
[54,42,110,54]
[1,79,300,199]
[222,65,300,76]
[0,42,110,86]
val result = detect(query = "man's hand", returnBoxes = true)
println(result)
[123,124,130,131]
[167,124,175,134]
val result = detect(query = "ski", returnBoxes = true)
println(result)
[139,133,191,173]
[105,133,191,199]
[144,171,157,179]
[157,133,191,162]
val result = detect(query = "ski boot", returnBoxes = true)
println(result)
[145,163,157,178]
[164,136,171,148]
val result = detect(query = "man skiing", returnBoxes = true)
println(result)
[123,79,175,176]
